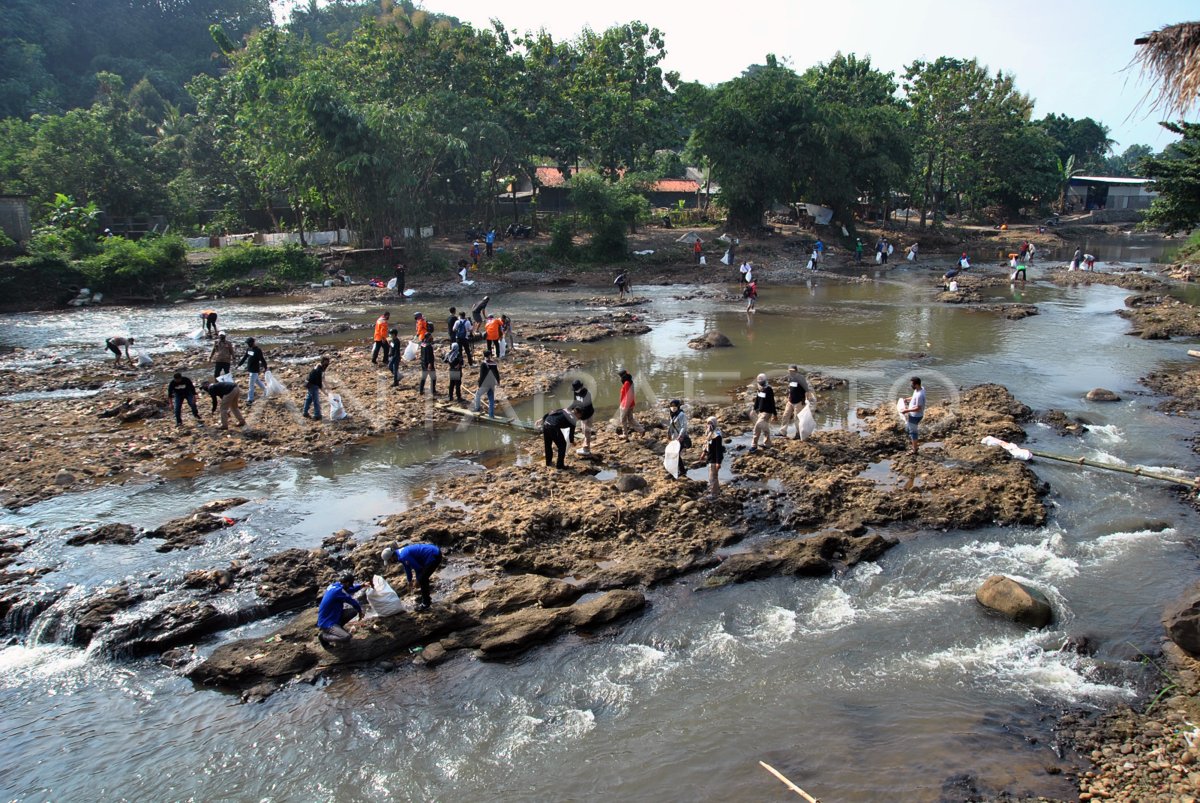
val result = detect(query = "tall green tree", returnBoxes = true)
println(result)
[1038,113,1114,173]
[1140,122,1200,234]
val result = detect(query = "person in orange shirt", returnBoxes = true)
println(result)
[371,311,391,364]
[484,314,503,358]
[413,311,429,342]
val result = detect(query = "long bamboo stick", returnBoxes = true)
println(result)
[1027,447,1200,490]
[759,761,820,802]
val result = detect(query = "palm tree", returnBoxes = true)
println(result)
[1133,22,1200,116]
[1056,154,1082,213]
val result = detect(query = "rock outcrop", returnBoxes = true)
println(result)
[1163,581,1200,656]
[688,331,733,349]
[975,575,1054,628]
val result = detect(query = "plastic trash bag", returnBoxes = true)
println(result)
[875,251,883,264]
[402,341,419,361]
[805,258,815,271]
[699,255,707,265]
[217,372,235,385]
[263,370,287,398]
[328,393,348,420]
[906,250,915,262]
[797,403,817,441]
[366,574,404,617]
[189,328,205,340]
[498,339,507,359]
[1009,256,1017,268]
[948,280,959,291]
[896,397,907,423]
[137,353,153,367]
[1010,270,1018,281]
[980,435,1032,461]
[959,258,970,269]
[721,250,731,266]
[386,277,397,290]
[887,243,894,255]
[663,439,682,478]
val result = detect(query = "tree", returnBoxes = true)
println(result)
[1037,113,1114,172]
[1105,144,1155,177]
[568,172,648,259]
[1140,122,1200,234]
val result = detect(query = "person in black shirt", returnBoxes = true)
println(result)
[418,333,437,396]
[387,328,403,388]
[470,296,489,334]
[201,379,245,429]
[567,379,595,455]
[446,307,458,338]
[540,408,577,469]
[444,340,464,402]
[703,417,725,499]
[304,356,330,420]
[167,372,203,426]
[238,337,269,404]
[750,372,776,452]
[455,311,474,366]
[472,357,500,417]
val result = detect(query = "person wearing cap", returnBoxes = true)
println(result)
[303,356,330,420]
[387,327,403,387]
[418,331,437,396]
[616,369,644,441]
[567,379,596,455]
[209,332,235,378]
[104,335,134,366]
[665,399,690,477]
[703,416,725,499]
[750,373,776,452]
[472,356,501,417]
[539,407,577,469]
[201,378,246,429]
[778,365,816,439]
[237,336,269,404]
[371,311,391,365]
[484,313,503,358]
[413,311,429,342]
[316,574,364,644]
[381,543,443,610]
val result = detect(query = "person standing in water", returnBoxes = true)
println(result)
[901,376,925,456]
[471,296,490,334]
[200,310,219,337]
[744,280,758,312]
[615,271,629,299]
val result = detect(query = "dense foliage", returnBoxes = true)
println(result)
[1141,122,1200,234]
[0,0,1178,251]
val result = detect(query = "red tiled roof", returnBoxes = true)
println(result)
[534,167,698,193]
[535,166,570,187]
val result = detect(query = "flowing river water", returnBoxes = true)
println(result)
[1,248,1198,801]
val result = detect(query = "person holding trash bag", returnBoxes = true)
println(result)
[901,376,926,456]
[200,310,219,337]
[167,372,203,427]
[539,408,577,469]
[317,574,364,644]
[778,365,816,439]
[381,543,443,610]
[303,356,330,420]
[238,337,268,404]
[371,311,391,364]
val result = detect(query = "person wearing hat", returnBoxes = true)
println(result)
[665,399,690,477]
[470,295,490,333]
[209,331,235,378]
[703,416,725,499]
[371,311,391,364]
[381,543,443,610]
[616,369,644,441]
[750,373,776,452]
[539,407,577,469]
[567,379,596,455]
[303,356,331,420]
[316,574,364,644]
[237,336,269,404]
[778,365,816,439]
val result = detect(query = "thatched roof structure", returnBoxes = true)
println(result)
[1133,22,1200,116]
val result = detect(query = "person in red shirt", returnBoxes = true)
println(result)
[616,368,644,441]
[414,312,429,342]
[371,311,391,364]
[693,237,702,263]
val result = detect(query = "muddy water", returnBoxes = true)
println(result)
[3,268,1200,801]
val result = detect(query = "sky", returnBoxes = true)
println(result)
[274,0,1198,155]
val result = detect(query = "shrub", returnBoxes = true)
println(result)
[207,243,320,283]
[547,217,577,259]
[79,234,187,294]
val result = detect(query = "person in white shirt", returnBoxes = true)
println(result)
[901,376,926,455]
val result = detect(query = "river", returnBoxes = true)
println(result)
[1,254,1197,801]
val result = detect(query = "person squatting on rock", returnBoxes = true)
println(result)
[202,378,246,429]
[666,398,691,467]
[105,335,134,366]
[317,574,363,644]
[704,416,725,499]
[778,365,816,439]
[387,328,403,388]
[238,337,268,404]
[418,332,437,396]
[455,311,474,366]
[472,356,500,417]
[304,356,330,420]
[371,311,391,364]
[444,339,464,402]
[901,376,925,456]
[382,543,443,610]
[568,379,596,455]
[616,368,644,441]
[484,314,503,358]
[750,373,776,451]
[209,332,235,378]
[540,407,577,469]
[167,372,203,427]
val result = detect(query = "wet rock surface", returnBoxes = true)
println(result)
[1086,388,1122,402]
[975,574,1054,628]
[66,523,140,547]
[144,498,247,552]
[687,330,733,349]
[1051,267,1169,292]
[1118,294,1200,340]
[521,312,651,343]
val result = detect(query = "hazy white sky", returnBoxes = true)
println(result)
[276,0,1198,153]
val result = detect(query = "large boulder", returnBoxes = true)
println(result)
[704,533,896,587]
[67,523,140,547]
[1163,581,1200,656]
[975,575,1054,628]
[688,331,733,350]
[1085,388,1121,402]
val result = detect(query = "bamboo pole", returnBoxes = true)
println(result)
[759,761,820,802]
[1026,447,1200,490]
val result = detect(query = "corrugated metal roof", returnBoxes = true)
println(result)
[1070,176,1154,185]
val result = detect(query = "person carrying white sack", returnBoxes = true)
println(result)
[778,365,817,440]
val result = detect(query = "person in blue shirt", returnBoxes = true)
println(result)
[485,227,496,258]
[316,574,363,644]
[381,543,443,610]
[814,238,824,265]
